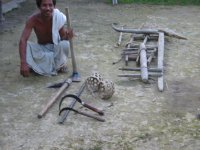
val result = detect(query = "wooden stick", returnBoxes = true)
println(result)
[112,23,159,34]
[119,67,162,72]
[157,32,164,91]
[125,34,135,66]
[132,35,158,41]
[147,48,157,65]
[112,23,187,40]
[118,73,162,78]
[65,7,81,82]
[158,28,187,40]
[147,52,155,65]
[38,78,72,118]
[139,36,148,82]
[125,55,129,66]
[123,45,157,51]
[74,110,105,122]
[117,26,123,46]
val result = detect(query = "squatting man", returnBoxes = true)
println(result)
[19,0,74,77]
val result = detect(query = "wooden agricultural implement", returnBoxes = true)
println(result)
[112,23,186,92]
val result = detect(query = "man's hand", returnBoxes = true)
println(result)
[66,27,74,40]
[20,63,30,77]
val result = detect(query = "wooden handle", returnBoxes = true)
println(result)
[84,103,104,116]
[38,79,72,118]
[76,110,105,122]
[65,7,77,73]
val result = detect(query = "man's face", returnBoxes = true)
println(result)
[40,0,55,17]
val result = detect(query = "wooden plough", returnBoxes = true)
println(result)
[112,23,187,92]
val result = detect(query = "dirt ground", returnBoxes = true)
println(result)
[0,0,200,150]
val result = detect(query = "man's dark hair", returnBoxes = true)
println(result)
[36,0,56,8]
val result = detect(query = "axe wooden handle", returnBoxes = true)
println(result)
[38,79,72,118]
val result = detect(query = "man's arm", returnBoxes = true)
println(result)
[19,19,33,77]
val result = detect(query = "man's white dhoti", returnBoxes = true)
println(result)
[26,40,69,76]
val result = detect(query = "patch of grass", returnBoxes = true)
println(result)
[88,146,102,150]
[108,0,200,5]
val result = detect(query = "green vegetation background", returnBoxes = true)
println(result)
[109,0,200,5]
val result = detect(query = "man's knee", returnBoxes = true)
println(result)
[58,40,70,55]
[60,40,69,49]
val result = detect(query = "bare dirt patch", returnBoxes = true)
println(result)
[0,0,199,149]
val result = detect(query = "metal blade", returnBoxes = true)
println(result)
[47,82,64,88]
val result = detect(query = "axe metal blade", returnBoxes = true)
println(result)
[47,82,65,88]
[71,72,81,82]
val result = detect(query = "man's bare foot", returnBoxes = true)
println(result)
[57,64,68,73]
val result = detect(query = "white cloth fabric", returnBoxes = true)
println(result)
[52,9,66,45]
[26,41,69,76]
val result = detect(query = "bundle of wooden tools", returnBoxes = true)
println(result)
[112,23,187,92]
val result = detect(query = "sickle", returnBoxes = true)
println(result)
[59,94,104,116]
[59,107,105,122]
